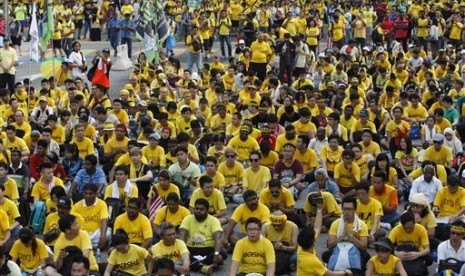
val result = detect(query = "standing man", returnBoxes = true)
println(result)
[186,25,203,73]
[217,10,232,59]
[62,13,76,56]
[108,14,120,57]
[119,13,135,58]
[250,33,272,80]
[0,39,19,93]
[276,33,296,86]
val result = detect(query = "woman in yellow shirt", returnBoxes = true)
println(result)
[448,15,464,47]
[366,237,408,276]
[305,19,320,55]
[10,228,50,274]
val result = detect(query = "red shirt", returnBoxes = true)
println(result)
[381,19,395,38]
[29,153,45,180]
[394,18,409,39]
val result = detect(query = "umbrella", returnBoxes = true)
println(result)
[39,57,66,79]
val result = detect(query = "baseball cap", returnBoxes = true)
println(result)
[104,122,115,131]
[360,109,369,117]
[57,197,72,208]
[124,84,133,90]
[120,89,129,96]
[39,96,47,102]
[432,133,444,142]
[149,133,160,140]
[138,100,147,107]
[239,39,245,44]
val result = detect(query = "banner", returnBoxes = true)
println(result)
[39,0,54,51]
[29,4,39,62]
[135,0,155,62]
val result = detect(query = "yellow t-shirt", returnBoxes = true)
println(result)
[370,167,399,188]
[104,137,129,163]
[51,125,66,144]
[218,162,244,185]
[231,203,270,233]
[369,254,401,276]
[297,248,328,275]
[304,191,342,216]
[43,211,85,245]
[359,141,381,157]
[142,145,166,168]
[320,146,344,172]
[108,244,149,275]
[189,188,226,215]
[259,187,295,211]
[227,136,260,161]
[70,137,95,159]
[104,183,139,207]
[388,223,429,250]
[147,183,180,202]
[250,41,272,63]
[0,209,10,241]
[232,237,276,275]
[334,162,361,188]
[10,238,48,270]
[179,214,223,248]
[187,35,203,54]
[243,166,271,194]
[433,186,465,217]
[330,18,345,41]
[114,213,153,244]
[305,26,320,46]
[0,198,20,225]
[31,178,64,202]
[153,205,191,227]
[151,239,189,261]
[356,198,384,231]
[71,198,109,233]
[423,146,453,167]
[3,177,19,201]
[54,230,98,270]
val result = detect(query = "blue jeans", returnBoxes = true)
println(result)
[187,52,202,73]
[109,33,119,55]
[83,21,91,39]
[121,37,133,58]
[381,211,401,227]
[219,35,232,57]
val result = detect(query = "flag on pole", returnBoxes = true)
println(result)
[29,4,39,62]
[40,0,54,51]
[155,1,169,45]
[135,0,155,62]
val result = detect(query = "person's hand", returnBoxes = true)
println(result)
[58,250,69,260]
[342,223,348,237]
[98,235,106,250]
[223,239,229,249]
[345,269,353,276]
[395,251,407,260]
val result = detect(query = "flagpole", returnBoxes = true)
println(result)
[153,0,159,65]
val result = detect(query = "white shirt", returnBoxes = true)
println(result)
[409,175,442,204]
[309,137,328,158]
[68,51,86,77]
[437,240,465,262]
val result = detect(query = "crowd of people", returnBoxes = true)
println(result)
[0,0,465,275]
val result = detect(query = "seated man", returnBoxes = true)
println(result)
[189,175,228,225]
[389,212,432,274]
[150,222,190,276]
[437,220,465,274]
[410,164,442,205]
[31,162,64,204]
[259,179,298,226]
[224,190,270,249]
[273,143,304,195]
[261,211,298,275]
[369,170,400,228]
[355,181,385,244]
[333,149,360,198]
[0,184,21,240]
[71,256,92,276]
[304,191,341,232]
[152,192,190,237]
[179,199,227,274]
[307,168,341,202]
[433,174,465,241]
[68,155,107,201]
[47,214,99,275]
[104,164,139,207]
[0,161,19,204]
[229,217,276,276]
[114,198,152,249]
[153,257,176,276]
[323,198,370,269]
[72,184,111,249]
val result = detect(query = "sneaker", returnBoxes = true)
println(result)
[380,222,391,230]
[201,264,214,275]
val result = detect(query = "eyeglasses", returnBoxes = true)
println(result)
[433,141,442,144]
[410,203,424,209]
[375,246,391,253]
[249,158,259,162]
[225,155,235,158]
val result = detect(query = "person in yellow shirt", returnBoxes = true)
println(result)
[229,217,276,275]
[186,25,203,73]
[224,190,271,246]
[70,123,95,159]
[250,33,273,80]
[366,237,408,276]
[72,184,110,249]
[448,15,464,46]
[329,12,346,48]
[355,182,385,245]
[31,163,65,204]
[433,174,465,221]
[104,230,152,276]
[62,13,75,56]
[10,227,49,274]
[152,192,190,237]
[52,20,65,58]
[150,222,190,275]
[114,198,153,249]
[104,165,139,207]
[388,212,431,268]
[334,149,361,198]
[190,175,228,225]
[304,191,342,232]
[218,10,232,58]
[227,124,260,162]
[320,134,344,178]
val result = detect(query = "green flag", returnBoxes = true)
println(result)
[40,0,54,51]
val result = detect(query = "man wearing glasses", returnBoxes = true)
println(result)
[423,134,453,170]
[437,220,465,274]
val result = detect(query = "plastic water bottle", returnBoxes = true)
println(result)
[96,249,101,263]
[37,267,44,276]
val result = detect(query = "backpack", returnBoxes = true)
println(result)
[29,201,46,234]
[328,242,362,271]
[410,123,421,140]
[396,243,426,276]
[106,198,125,228]
[438,258,465,274]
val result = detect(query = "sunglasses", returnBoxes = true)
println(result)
[433,141,442,144]
[225,155,235,158]
[249,158,259,162]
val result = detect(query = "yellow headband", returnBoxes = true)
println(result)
[270,214,287,225]
[451,225,465,234]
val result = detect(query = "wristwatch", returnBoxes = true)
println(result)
[214,251,220,256]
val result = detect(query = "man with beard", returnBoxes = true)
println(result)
[72,184,110,250]
[43,197,85,246]
[179,198,226,274]
[189,175,228,225]
[114,198,152,249]
[227,125,260,163]
[275,124,297,154]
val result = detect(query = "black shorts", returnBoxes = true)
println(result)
[11,36,21,46]
[203,38,211,50]
[53,39,62,49]
[232,20,239,28]
[74,19,83,29]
